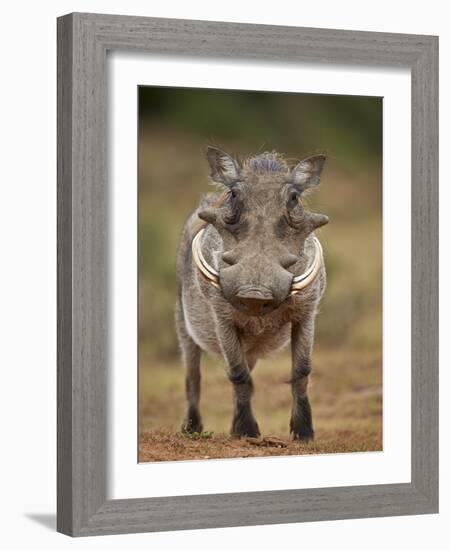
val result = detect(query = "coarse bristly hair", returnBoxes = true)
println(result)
[243,151,290,174]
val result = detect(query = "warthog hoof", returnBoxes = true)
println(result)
[292,430,315,442]
[181,409,203,434]
[290,418,315,442]
[231,414,260,438]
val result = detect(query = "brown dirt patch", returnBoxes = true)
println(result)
[139,348,382,462]
[139,428,382,462]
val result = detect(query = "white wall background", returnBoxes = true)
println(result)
[0,1,447,548]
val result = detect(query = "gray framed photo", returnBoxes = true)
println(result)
[57,12,438,536]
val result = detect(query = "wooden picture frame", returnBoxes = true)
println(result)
[57,12,438,536]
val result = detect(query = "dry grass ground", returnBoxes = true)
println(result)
[139,348,382,461]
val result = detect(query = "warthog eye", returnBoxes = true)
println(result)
[288,189,299,209]
[223,187,241,227]
[285,188,305,229]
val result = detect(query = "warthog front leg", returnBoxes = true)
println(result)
[216,320,260,438]
[176,300,203,433]
[290,318,315,441]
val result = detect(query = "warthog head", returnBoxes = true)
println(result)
[198,147,329,316]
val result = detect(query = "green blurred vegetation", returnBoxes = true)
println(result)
[139,86,382,364]
[139,87,382,168]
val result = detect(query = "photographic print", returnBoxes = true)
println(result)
[138,86,382,462]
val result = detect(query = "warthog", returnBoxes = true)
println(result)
[176,147,328,441]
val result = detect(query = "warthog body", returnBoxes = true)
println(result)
[176,147,329,440]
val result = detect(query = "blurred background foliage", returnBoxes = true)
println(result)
[139,86,382,365]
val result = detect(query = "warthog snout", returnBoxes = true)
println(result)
[220,257,294,316]
[235,286,276,315]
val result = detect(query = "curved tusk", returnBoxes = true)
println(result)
[191,229,220,288]
[191,228,323,294]
[290,237,323,295]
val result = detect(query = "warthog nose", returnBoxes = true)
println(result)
[235,288,275,315]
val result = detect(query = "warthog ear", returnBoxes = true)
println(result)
[291,154,326,192]
[206,146,240,187]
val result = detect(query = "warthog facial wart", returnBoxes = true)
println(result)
[176,147,329,440]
